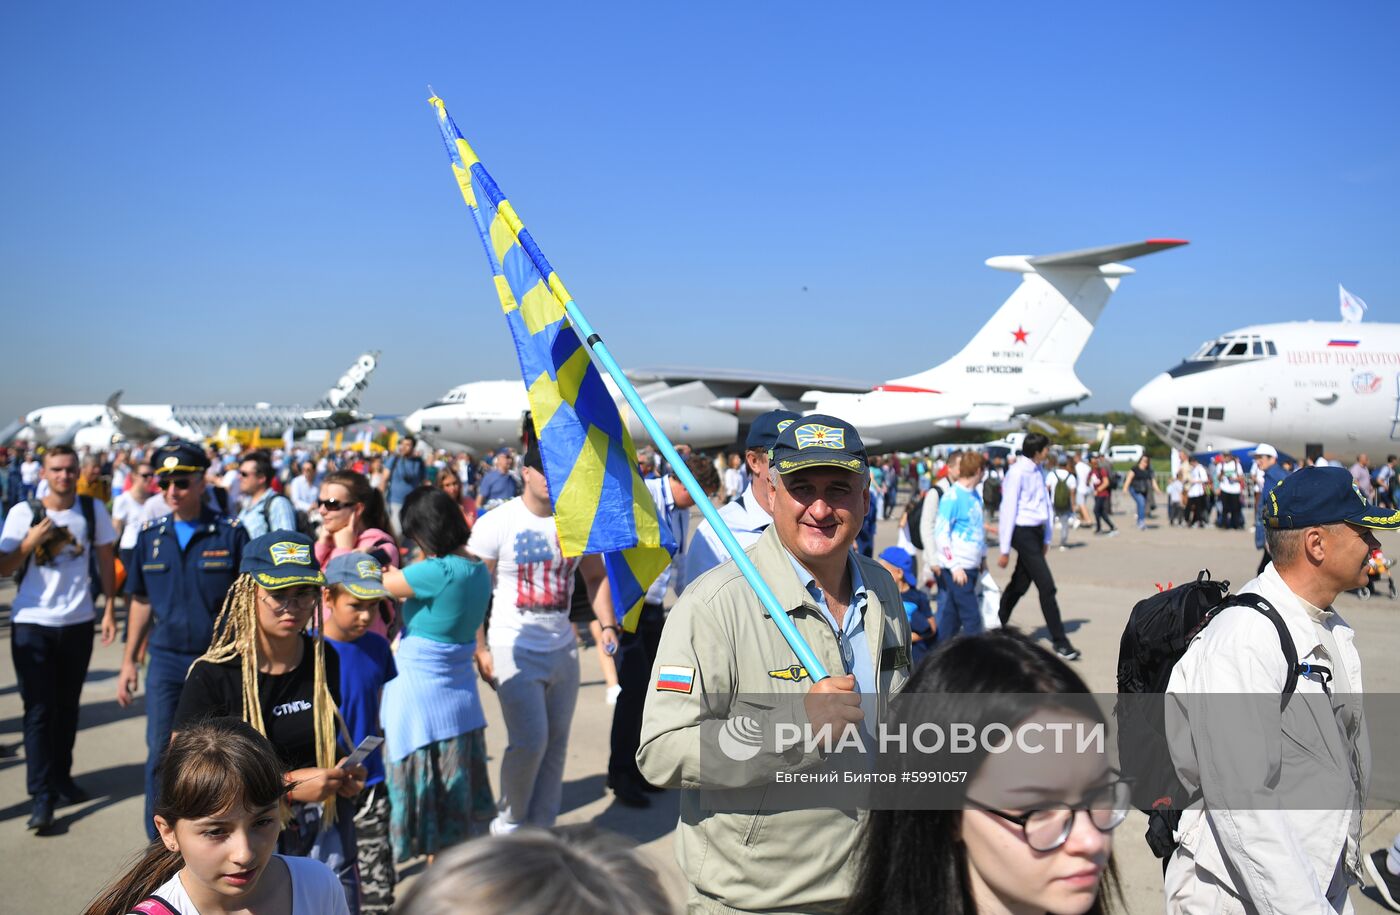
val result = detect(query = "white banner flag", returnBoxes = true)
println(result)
[1340,284,1368,324]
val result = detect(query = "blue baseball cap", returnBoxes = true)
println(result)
[324,552,389,599]
[769,414,869,476]
[1264,465,1400,530]
[240,530,325,590]
[878,546,916,587]
[152,441,209,476]
[745,410,801,451]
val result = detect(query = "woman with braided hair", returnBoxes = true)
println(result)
[171,530,367,913]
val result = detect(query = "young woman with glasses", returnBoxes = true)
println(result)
[315,469,400,637]
[845,629,1125,915]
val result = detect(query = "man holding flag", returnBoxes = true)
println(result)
[638,415,913,913]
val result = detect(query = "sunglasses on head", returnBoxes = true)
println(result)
[158,476,196,491]
[318,498,357,511]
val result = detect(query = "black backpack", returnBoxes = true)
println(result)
[1114,570,1300,860]
[906,492,927,551]
[982,471,1002,510]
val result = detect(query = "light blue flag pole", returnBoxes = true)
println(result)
[430,96,829,682]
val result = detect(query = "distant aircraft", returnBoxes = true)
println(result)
[1132,323,1400,462]
[2,352,381,451]
[406,239,1186,454]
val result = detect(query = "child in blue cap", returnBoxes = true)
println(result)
[877,546,935,664]
[322,552,399,915]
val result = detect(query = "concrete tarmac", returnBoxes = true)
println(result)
[2,503,1397,912]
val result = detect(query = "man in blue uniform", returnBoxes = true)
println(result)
[116,441,247,839]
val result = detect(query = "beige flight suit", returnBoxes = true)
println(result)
[637,526,912,914]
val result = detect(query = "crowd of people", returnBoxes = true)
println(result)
[1,418,1398,914]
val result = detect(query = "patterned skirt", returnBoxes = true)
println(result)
[386,728,494,861]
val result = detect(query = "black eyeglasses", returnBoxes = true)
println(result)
[158,476,196,491]
[317,498,357,511]
[966,777,1132,852]
[135,471,153,478]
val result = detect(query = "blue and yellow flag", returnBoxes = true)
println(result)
[429,94,674,630]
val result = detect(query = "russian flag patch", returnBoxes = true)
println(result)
[655,665,695,694]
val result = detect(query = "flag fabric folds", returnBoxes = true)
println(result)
[429,94,675,630]
[1340,284,1368,324]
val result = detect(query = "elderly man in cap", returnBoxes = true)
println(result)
[639,414,912,914]
[1165,465,1386,914]
[117,440,248,839]
[476,448,521,513]
[684,409,800,584]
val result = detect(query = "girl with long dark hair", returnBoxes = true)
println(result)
[83,718,348,915]
[846,629,1125,915]
[316,470,399,637]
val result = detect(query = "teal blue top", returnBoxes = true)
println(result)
[401,554,492,645]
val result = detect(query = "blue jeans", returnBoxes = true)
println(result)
[935,569,984,641]
[1130,489,1148,525]
[144,647,200,839]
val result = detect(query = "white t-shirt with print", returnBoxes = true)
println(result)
[112,490,150,550]
[469,497,580,654]
[145,854,350,915]
[0,498,116,626]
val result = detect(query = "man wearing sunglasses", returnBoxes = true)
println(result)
[118,440,249,840]
[1166,466,1386,914]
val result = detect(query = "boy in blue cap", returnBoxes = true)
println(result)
[322,552,398,915]
[877,546,934,664]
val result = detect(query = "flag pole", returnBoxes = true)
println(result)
[559,301,830,682]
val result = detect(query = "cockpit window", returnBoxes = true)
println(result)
[1227,342,1247,356]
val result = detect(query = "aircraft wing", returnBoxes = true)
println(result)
[625,366,873,400]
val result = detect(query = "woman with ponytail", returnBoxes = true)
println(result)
[83,717,349,915]
[170,530,366,913]
[315,470,400,636]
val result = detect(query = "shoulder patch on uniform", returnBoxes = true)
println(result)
[768,664,809,682]
[655,665,695,693]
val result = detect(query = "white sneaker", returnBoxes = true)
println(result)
[605,683,622,706]
[1069,517,1081,530]
[489,816,520,836]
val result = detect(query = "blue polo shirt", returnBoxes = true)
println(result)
[786,551,875,698]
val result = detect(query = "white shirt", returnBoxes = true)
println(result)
[149,855,350,915]
[685,486,773,586]
[20,459,40,485]
[1045,467,1076,508]
[1,498,116,626]
[644,476,690,604]
[1074,460,1092,500]
[469,498,580,653]
[111,490,150,550]
[1187,463,1209,498]
[289,475,319,513]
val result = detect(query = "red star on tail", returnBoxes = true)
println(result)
[1012,325,1029,344]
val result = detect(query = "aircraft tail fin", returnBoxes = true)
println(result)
[319,353,380,410]
[886,239,1186,390]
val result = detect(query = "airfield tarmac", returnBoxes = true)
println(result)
[2,502,1397,913]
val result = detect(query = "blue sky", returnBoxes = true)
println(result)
[3,1,1397,423]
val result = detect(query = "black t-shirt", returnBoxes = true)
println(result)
[173,634,341,770]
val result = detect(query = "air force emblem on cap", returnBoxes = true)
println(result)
[776,419,795,433]
[163,456,180,470]
[355,559,383,580]
[794,423,844,450]
[269,541,312,566]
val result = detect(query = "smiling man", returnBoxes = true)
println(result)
[638,414,912,914]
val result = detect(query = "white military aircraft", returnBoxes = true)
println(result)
[2,352,381,451]
[407,238,1187,454]
[1132,322,1400,462]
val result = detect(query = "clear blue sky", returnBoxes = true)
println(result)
[3,1,1397,423]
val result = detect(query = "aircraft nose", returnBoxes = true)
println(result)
[403,410,423,435]
[1129,373,1173,427]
